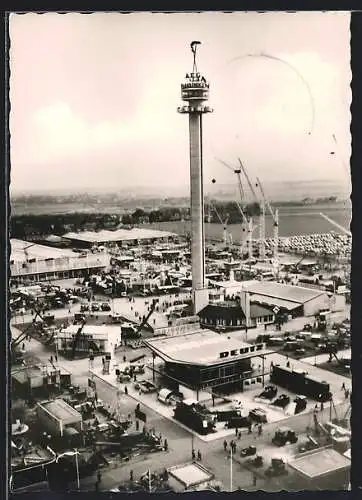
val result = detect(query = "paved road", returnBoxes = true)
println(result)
[301,349,351,365]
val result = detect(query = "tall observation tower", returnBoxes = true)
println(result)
[177,41,213,314]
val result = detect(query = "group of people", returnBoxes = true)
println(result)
[191,448,202,461]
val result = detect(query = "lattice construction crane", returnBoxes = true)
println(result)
[237,158,265,259]
[215,158,252,259]
[256,176,279,270]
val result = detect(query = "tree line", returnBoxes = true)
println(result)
[10,201,261,240]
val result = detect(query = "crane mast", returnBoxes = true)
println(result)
[256,176,279,271]
[215,157,251,258]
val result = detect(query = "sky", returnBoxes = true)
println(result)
[9,12,351,195]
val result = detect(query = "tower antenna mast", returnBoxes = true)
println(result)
[190,41,201,74]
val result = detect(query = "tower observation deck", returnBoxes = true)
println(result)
[177,41,213,314]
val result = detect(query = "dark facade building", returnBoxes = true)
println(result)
[198,301,275,331]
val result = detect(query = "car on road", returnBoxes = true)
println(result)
[249,408,267,424]
[295,347,307,356]
[296,331,312,340]
[101,302,111,311]
[134,380,157,393]
[240,446,257,458]
[272,427,298,446]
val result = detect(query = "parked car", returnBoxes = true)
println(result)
[80,304,89,312]
[295,348,306,357]
[240,446,257,458]
[135,380,157,393]
[272,394,290,409]
[101,302,111,312]
[232,399,243,410]
[249,408,267,424]
[257,385,277,400]
[91,303,100,312]
[294,395,308,414]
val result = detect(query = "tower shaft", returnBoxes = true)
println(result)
[178,42,213,314]
[189,112,205,291]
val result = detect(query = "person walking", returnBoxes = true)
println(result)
[130,470,134,482]
[192,449,196,460]
[164,439,168,452]
[258,424,263,436]
[235,427,238,437]
[197,449,202,461]
[124,385,128,395]
[223,440,228,452]
[341,382,346,391]
[97,471,102,484]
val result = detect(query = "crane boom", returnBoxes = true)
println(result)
[215,157,245,200]
[235,201,247,222]
[238,158,259,201]
[212,204,225,226]
[319,213,351,236]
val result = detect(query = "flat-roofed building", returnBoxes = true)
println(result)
[245,281,344,316]
[36,398,83,437]
[167,462,215,492]
[144,329,271,395]
[10,239,109,283]
[62,228,177,248]
[56,324,121,355]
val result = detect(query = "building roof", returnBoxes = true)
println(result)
[144,330,270,366]
[246,281,325,304]
[62,228,176,244]
[249,294,302,312]
[60,324,120,338]
[38,399,82,422]
[168,462,214,489]
[11,239,78,263]
[288,448,350,479]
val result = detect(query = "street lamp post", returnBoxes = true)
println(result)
[230,447,233,492]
